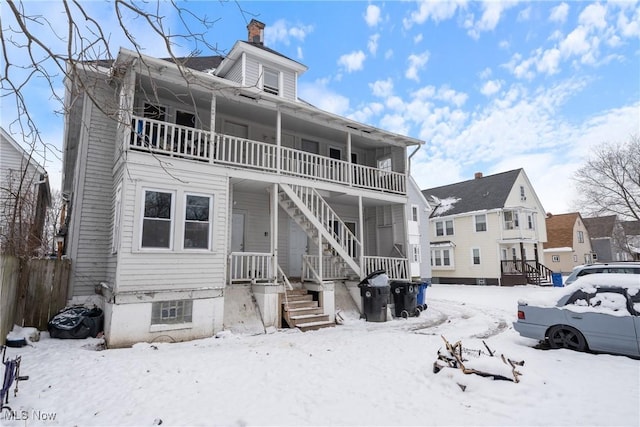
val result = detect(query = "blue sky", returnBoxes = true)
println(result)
[2,1,639,214]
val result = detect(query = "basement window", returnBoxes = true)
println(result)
[151,300,193,325]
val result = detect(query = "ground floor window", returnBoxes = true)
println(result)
[142,190,174,248]
[151,300,193,324]
[431,248,453,267]
[472,248,481,265]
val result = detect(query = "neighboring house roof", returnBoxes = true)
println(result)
[0,127,48,177]
[422,169,521,217]
[545,212,581,249]
[583,215,617,238]
[621,220,640,236]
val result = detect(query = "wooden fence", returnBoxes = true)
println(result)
[0,256,70,338]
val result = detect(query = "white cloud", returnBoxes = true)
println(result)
[265,19,314,46]
[465,1,518,39]
[380,114,409,135]
[384,49,394,60]
[403,0,466,29]
[536,48,562,75]
[480,80,502,96]
[436,86,468,107]
[549,3,569,24]
[405,50,430,82]
[617,8,640,37]
[479,67,492,80]
[298,79,350,116]
[559,26,591,58]
[518,6,531,22]
[370,78,394,98]
[364,4,382,27]
[578,3,608,30]
[338,50,366,73]
[368,34,380,55]
[414,33,423,44]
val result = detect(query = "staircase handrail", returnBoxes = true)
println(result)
[302,255,324,284]
[277,264,294,291]
[289,184,361,257]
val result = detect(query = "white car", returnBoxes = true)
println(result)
[513,274,640,358]
[564,262,640,285]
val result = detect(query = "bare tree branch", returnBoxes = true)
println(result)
[573,134,640,221]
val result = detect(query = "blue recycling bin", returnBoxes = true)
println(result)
[417,280,430,310]
[551,272,563,287]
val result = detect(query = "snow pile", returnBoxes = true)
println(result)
[1,284,638,426]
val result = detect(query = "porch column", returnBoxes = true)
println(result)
[276,109,281,174]
[358,195,364,280]
[317,227,323,282]
[271,184,278,281]
[520,242,525,272]
[347,132,352,186]
[210,94,216,163]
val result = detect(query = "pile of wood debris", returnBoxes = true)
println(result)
[433,336,524,390]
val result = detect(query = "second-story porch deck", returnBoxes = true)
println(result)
[129,116,407,195]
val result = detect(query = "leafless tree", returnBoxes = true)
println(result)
[574,135,640,221]
[1,0,256,258]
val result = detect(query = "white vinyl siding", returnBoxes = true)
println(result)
[66,84,118,297]
[115,156,228,293]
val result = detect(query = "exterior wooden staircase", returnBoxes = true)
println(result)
[278,183,361,280]
[282,288,335,332]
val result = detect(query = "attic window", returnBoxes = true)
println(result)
[263,67,279,95]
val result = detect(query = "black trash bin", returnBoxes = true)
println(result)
[390,281,420,318]
[358,270,390,322]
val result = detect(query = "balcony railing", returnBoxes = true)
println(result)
[229,252,273,283]
[129,116,406,194]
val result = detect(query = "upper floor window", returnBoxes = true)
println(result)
[263,67,280,95]
[435,219,454,236]
[411,205,419,222]
[520,185,526,201]
[552,255,560,262]
[527,213,535,230]
[184,194,213,249]
[577,230,584,243]
[412,244,421,262]
[504,211,519,230]
[142,190,174,249]
[474,214,487,232]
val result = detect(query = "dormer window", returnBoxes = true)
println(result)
[263,67,280,95]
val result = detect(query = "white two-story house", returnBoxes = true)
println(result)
[60,20,432,347]
[422,169,549,286]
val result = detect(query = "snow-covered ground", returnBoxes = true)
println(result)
[2,284,639,427]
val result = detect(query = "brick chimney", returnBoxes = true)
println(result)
[474,172,483,179]
[247,19,265,45]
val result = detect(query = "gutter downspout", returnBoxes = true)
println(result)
[407,145,421,175]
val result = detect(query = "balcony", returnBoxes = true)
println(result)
[129,116,406,194]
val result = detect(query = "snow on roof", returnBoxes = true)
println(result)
[431,196,461,216]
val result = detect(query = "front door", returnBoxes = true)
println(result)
[289,219,308,278]
[231,212,245,252]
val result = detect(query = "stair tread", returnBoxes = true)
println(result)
[289,313,328,320]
